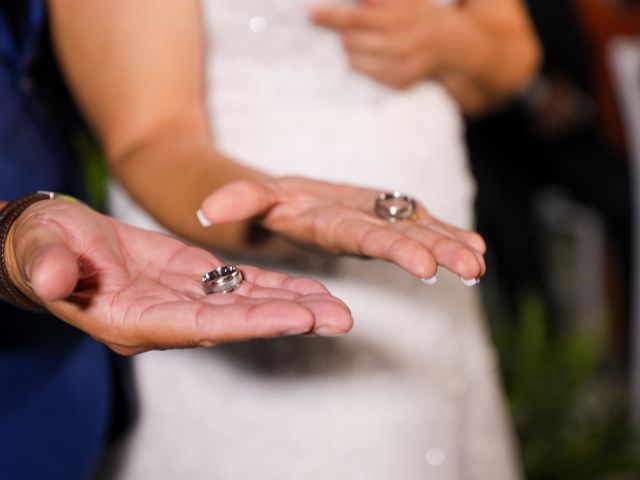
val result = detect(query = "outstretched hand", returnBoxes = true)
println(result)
[199,177,486,281]
[4,199,352,355]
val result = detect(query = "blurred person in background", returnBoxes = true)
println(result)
[466,0,634,362]
[49,0,540,478]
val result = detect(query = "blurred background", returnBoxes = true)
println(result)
[465,0,640,478]
[75,0,640,478]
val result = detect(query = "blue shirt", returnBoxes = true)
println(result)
[0,2,118,478]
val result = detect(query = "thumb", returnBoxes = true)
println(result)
[28,243,79,302]
[198,179,278,226]
[10,217,80,303]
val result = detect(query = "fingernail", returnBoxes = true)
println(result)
[315,327,346,337]
[421,276,438,286]
[460,277,480,287]
[196,209,212,228]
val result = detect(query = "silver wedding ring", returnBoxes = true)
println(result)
[374,192,417,223]
[202,265,243,294]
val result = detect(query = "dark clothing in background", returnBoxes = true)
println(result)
[0,2,129,478]
[466,0,632,330]
[527,0,591,88]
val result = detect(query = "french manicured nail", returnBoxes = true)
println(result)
[460,277,480,287]
[421,276,438,286]
[196,209,212,228]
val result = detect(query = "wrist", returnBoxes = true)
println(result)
[434,7,476,76]
[3,216,39,308]
[0,192,78,312]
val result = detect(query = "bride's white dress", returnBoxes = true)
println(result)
[107,1,520,478]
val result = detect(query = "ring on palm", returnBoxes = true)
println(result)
[202,265,243,294]
[374,192,417,222]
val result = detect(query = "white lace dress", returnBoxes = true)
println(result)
[107,1,520,478]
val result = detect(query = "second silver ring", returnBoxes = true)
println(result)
[374,192,417,223]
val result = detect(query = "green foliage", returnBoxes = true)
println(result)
[492,294,640,480]
[74,133,108,211]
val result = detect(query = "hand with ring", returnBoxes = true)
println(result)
[197,177,486,281]
[4,197,352,355]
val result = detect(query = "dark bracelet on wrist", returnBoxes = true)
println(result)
[0,192,60,313]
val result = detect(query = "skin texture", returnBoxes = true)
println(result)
[49,0,493,282]
[311,0,542,115]
[3,199,353,355]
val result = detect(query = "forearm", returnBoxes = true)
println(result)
[50,0,287,254]
[436,3,541,114]
[439,68,534,117]
[109,127,280,253]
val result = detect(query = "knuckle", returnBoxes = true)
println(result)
[385,234,410,258]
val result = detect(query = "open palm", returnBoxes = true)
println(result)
[7,199,352,355]
[200,176,486,281]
